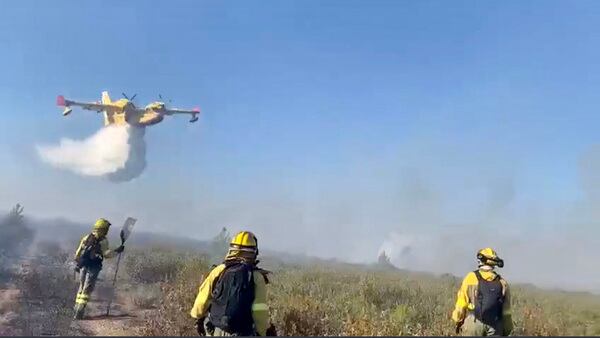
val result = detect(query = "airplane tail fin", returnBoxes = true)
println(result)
[101,91,111,104]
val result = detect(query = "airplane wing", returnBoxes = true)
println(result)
[57,95,118,116]
[164,107,201,123]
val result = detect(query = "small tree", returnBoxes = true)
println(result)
[209,227,231,260]
[11,203,24,217]
[0,203,34,257]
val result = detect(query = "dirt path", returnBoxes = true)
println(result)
[69,285,152,336]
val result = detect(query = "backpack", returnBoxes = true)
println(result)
[209,261,256,335]
[473,270,505,326]
[75,234,103,268]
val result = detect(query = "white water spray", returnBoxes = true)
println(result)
[36,125,146,182]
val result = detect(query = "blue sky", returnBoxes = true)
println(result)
[2,1,600,286]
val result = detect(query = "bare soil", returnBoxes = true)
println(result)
[69,286,152,336]
[0,257,151,336]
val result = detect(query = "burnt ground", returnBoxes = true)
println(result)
[0,256,149,336]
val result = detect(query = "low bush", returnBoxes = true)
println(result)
[138,254,600,336]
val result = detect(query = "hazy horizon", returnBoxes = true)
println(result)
[2,1,600,293]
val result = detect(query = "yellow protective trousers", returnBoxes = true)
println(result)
[74,265,101,317]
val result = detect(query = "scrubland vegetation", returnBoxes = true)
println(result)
[1,205,85,335]
[131,247,600,336]
[3,207,600,336]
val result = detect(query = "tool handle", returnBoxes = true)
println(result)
[105,251,123,316]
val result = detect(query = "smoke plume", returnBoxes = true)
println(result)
[36,125,146,182]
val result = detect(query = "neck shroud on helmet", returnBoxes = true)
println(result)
[226,231,259,262]
[477,247,504,268]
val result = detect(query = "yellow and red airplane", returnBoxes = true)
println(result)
[56,91,200,127]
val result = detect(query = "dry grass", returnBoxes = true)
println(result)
[13,248,79,335]
[134,249,600,336]
[128,284,162,309]
[137,253,209,336]
[124,248,189,284]
[5,240,600,336]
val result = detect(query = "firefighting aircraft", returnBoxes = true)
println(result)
[56,91,200,127]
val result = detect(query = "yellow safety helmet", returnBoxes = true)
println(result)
[93,218,111,234]
[477,247,504,268]
[229,231,259,254]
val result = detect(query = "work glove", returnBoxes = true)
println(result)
[195,318,206,336]
[114,245,125,254]
[266,324,278,336]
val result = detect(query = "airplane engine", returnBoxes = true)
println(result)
[136,110,164,126]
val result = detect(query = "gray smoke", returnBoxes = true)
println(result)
[372,144,600,293]
[36,125,146,183]
[20,125,600,293]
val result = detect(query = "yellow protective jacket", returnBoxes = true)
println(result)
[74,233,117,263]
[451,268,513,334]
[190,263,270,336]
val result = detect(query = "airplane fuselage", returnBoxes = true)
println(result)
[102,99,165,127]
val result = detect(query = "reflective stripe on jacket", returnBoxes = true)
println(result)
[190,263,270,336]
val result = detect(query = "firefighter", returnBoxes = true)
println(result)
[72,218,124,319]
[452,248,513,336]
[190,231,275,336]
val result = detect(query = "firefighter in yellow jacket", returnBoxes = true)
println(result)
[452,248,513,336]
[73,218,124,319]
[190,231,274,336]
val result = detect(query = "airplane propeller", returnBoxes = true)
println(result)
[158,94,172,104]
[122,92,137,101]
